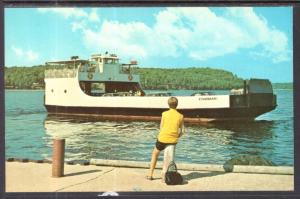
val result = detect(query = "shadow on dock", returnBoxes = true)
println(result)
[182,171,225,183]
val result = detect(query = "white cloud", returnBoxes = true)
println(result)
[71,20,86,32]
[11,46,24,57]
[26,50,39,61]
[11,46,39,62]
[153,7,249,60]
[83,21,152,58]
[38,7,101,34]
[225,7,290,63]
[52,7,289,63]
[262,29,290,63]
[89,9,100,22]
[37,8,88,19]
[38,8,100,22]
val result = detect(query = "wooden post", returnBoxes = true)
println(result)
[52,139,65,177]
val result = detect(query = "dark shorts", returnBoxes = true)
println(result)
[155,140,176,151]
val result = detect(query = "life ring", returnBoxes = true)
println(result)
[87,73,93,80]
[128,74,133,81]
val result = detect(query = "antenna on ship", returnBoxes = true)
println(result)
[71,56,79,70]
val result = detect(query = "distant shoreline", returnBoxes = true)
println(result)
[4,88,293,91]
[5,89,44,91]
[5,65,292,90]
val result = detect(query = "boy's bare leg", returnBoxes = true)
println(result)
[147,147,160,178]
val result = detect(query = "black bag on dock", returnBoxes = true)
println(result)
[165,161,183,185]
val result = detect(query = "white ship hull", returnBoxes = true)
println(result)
[44,77,276,123]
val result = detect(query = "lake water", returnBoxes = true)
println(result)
[5,89,294,166]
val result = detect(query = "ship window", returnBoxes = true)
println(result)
[87,63,96,72]
[105,58,112,64]
[51,89,54,93]
[104,58,118,64]
[121,65,130,74]
[64,89,67,93]
[80,82,105,96]
[79,63,85,72]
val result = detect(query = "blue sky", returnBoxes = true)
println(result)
[5,7,292,83]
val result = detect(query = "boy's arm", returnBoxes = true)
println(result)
[179,119,185,137]
[160,115,164,130]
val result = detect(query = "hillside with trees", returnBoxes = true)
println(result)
[4,65,291,90]
[132,67,244,90]
[5,66,45,89]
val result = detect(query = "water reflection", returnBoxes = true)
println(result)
[209,120,274,139]
[43,115,292,165]
[44,115,159,162]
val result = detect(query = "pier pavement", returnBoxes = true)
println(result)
[6,161,293,192]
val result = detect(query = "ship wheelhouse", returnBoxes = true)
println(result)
[45,53,145,97]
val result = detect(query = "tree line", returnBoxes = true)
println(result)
[4,65,291,90]
[132,67,244,90]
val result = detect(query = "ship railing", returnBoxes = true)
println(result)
[191,92,215,96]
[103,92,134,97]
[45,69,77,78]
[146,92,172,96]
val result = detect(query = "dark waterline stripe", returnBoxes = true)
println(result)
[45,105,276,123]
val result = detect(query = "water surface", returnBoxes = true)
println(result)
[5,89,294,166]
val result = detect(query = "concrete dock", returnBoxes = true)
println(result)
[6,161,294,192]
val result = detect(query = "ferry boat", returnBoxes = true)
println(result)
[44,53,277,123]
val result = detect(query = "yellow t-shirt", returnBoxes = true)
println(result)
[158,108,183,144]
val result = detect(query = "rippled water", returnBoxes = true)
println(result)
[5,89,294,166]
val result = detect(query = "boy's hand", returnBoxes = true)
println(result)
[179,132,183,137]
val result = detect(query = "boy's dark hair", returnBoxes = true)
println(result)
[168,97,178,109]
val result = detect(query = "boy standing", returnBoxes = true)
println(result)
[147,97,185,181]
